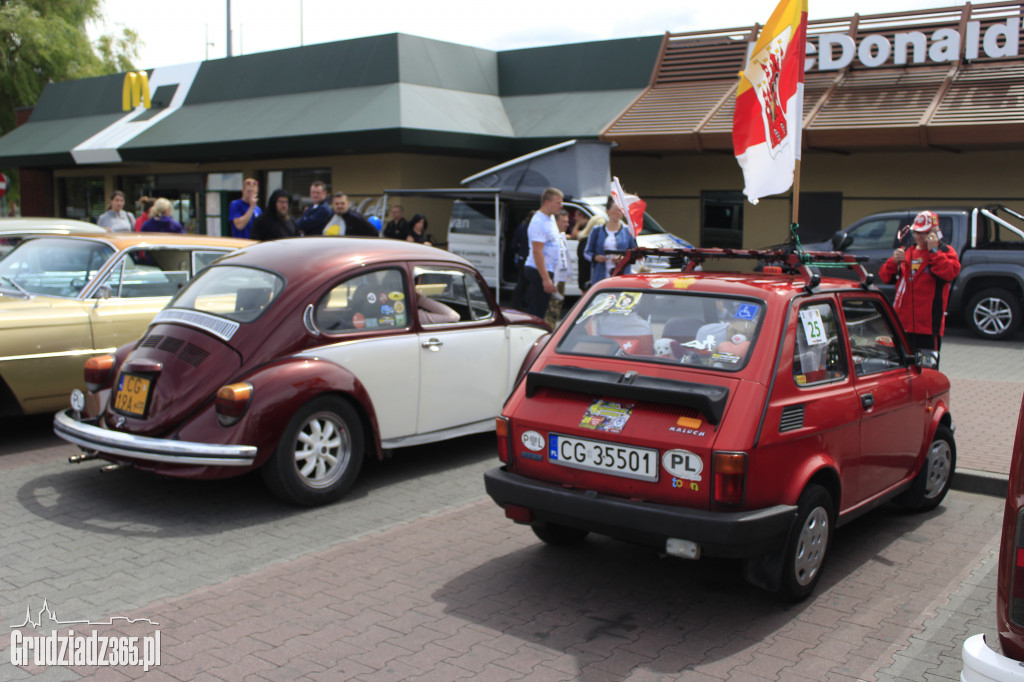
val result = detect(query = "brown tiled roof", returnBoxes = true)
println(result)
[602,1,1024,152]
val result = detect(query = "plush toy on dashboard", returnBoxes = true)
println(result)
[717,320,753,358]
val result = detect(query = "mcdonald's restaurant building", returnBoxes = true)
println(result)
[0,1,1021,248]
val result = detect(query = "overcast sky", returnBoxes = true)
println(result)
[88,0,957,70]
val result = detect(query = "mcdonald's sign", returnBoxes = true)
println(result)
[122,71,151,111]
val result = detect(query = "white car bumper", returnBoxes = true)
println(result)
[962,633,1024,682]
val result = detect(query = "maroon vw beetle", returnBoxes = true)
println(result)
[485,248,955,600]
[56,238,548,506]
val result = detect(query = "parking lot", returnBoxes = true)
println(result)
[0,323,1018,681]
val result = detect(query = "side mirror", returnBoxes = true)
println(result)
[831,232,852,251]
[914,349,939,369]
[96,283,113,300]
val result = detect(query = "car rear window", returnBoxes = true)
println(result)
[169,265,284,323]
[556,289,764,371]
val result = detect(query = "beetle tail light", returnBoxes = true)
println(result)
[713,451,747,505]
[1011,508,1024,626]
[496,416,511,464]
[84,354,116,392]
[215,382,253,426]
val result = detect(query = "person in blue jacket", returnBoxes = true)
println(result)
[295,181,332,236]
[584,201,637,284]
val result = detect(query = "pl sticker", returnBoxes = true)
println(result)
[521,430,544,452]
[579,400,634,433]
[663,449,702,481]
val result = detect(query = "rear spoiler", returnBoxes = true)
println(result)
[525,364,729,425]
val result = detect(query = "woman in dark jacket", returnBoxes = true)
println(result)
[251,190,296,241]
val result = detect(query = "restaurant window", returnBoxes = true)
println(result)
[701,191,744,249]
[58,176,105,223]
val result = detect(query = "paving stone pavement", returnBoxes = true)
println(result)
[0,323,1019,681]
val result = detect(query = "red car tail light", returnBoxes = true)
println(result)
[713,451,747,505]
[215,382,253,426]
[496,417,510,463]
[1012,508,1024,626]
[84,354,116,392]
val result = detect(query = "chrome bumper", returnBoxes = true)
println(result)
[53,409,258,467]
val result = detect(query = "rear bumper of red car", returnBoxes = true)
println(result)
[54,409,257,467]
[484,466,797,559]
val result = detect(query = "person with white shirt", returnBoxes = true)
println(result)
[522,187,564,319]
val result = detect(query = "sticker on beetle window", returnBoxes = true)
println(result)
[394,301,405,314]
[388,291,404,301]
[352,313,365,329]
[579,400,634,433]
[799,309,828,346]
[366,292,376,304]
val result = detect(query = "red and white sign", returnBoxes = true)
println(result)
[0,172,7,198]
[732,0,808,205]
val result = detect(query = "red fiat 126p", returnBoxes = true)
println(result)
[485,247,955,600]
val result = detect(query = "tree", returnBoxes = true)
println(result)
[0,0,139,207]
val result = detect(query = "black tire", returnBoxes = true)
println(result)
[531,521,589,546]
[967,288,1021,340]
[778,484,833,602]
[896,424,956,512]
[261,396,364,507]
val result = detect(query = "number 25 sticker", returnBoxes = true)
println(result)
[799,309,828,346]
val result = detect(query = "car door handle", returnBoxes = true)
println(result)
[861,393,874,410]
[422,338,443,352]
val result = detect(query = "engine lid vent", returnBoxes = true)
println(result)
[779,405,805,432]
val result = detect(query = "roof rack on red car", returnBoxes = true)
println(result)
[610,246,874,293]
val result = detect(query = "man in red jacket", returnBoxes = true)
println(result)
[879,210,962,355]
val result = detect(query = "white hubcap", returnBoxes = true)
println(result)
[794,507,829,586]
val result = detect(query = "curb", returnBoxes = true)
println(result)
[952,468,1009,499]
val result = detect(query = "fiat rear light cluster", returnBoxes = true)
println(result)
[713,451,747,505]
[84,355,116,392]
[215,382,253,426]
[1012,507,1024,626]
[495,417,511,463]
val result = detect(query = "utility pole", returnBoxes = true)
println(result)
[226,0,232,57]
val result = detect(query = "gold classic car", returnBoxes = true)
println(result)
[0,232,252,416]
[0,217,109,257]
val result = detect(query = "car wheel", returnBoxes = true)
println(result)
[896,424,956,512]
[778,484,833,602]
[531,521,589,546]
[262,396,364,507]
[967,288,1021,340]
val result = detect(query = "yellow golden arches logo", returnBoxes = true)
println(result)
[122,71,151,111]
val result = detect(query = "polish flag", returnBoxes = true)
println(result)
[733,0,807,205]
[610,176,646,236]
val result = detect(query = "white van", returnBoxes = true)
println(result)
[385,140,691,297]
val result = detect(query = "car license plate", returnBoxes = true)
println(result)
[113,373,151,417]
[548,434,658,482]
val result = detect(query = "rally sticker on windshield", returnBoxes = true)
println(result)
[580,400,634,433]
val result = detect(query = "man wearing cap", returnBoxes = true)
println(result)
[879,210,962,355]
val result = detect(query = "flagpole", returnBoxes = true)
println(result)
[791,158,801,227]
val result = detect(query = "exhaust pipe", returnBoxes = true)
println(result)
[68,452,99,464]
[100,463,130,474]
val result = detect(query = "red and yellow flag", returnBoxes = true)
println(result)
[733,0,808,205]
